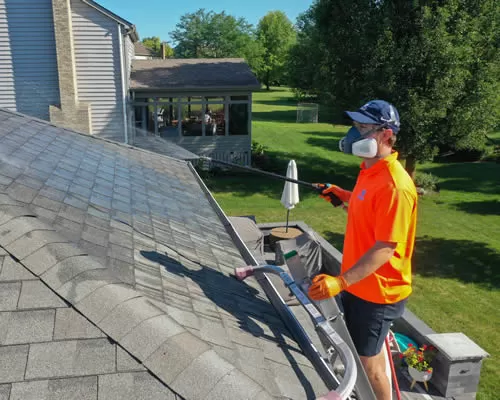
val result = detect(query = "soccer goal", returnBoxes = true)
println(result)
[296,102,319,123]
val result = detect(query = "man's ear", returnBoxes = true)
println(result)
[382,128,394,142]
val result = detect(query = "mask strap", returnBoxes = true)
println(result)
[360,123,390,159]
[359,123,388,139]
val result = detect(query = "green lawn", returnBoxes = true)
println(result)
[204,88,500,399]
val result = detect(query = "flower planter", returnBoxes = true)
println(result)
[408,365,432,391]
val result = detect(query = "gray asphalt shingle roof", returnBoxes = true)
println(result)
[0,108,328,399]
[132,136,199,161]
[131,58,261,90]
[134,42,156,57]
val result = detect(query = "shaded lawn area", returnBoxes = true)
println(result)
[204,88,500,399]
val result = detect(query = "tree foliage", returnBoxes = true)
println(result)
[289,0,500,175]
[170,9,259,59]
[142,36,173,58]
[142,36,161,54]
[287,9,323,99]
[256,11,296,90]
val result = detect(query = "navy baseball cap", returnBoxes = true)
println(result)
[345,100,401,133]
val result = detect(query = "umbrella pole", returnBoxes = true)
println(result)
[286,209,290,233]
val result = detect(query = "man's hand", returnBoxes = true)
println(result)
[320,184,352,204]
[308,274,349,301]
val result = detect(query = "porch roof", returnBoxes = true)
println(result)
[130,58,261,92]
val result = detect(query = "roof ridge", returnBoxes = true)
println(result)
[133,58,246,62]
[0,194,273,400]
[0,108,188,166]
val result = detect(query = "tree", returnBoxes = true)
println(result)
[170,9,258,59]
[286,7,330,99]
[289,0,500,177]
[142,36,161,54]
[142,37,174,58]
[161,43,174,58]
[256,11,296,90]
[369,0,500,177]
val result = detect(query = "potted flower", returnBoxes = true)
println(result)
[400,343,437,391]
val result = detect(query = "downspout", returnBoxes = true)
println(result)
[118,25,129,144]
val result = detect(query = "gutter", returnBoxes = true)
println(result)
[188,163,351,398]
[130,85,262,93]
[81,0,134,28]
[118,27,129,144]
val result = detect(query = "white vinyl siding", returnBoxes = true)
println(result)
[71,0,124,141]
[0,0,60,120]
[125,34,134,89]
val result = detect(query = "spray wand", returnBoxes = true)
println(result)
[199,156,344,208]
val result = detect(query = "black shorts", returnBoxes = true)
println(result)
[337,291,407,357]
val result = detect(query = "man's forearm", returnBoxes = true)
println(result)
[342,241,396,286]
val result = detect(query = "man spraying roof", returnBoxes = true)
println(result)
[308,100,418,400]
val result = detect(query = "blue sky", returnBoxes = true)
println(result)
[97,0,314,44]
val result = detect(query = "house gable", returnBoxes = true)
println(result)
[70,0,126,141]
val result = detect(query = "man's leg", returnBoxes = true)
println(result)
[342,292,407,400]
[360,351,391,400]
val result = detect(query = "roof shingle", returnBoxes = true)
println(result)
[131,58,261,90]
[0,108,328,399]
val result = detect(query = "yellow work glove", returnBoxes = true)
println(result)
[308,274,348,301]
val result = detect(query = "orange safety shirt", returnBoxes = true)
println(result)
[342,152,417,304]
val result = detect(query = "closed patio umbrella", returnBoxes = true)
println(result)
[280,160,300,232]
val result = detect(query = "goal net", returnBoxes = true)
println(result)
[296,103,319,123]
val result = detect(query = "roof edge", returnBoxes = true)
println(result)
[80,0,135,30]
[133,57,247,63]
[0,108,188,165]
[189,165,340,396]
[188,163,258,266]
[0,194,273,400]
[130,85,262,92]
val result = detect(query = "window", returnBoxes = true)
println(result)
[230,95,249,101]
[157,98,179,138]
[131,94,250,137]
[205,97,225,136]
[229,103,249,135]
[181,100,204,137]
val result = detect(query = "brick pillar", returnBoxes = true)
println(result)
[49,0,92,133]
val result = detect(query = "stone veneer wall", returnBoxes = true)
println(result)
[49,0,92,133]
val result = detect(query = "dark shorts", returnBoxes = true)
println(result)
[337,291,407,357]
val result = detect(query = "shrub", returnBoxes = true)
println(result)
[251,141,270,169]
[481,145,500,163]
[251,141,267,156]
[415,172,440,192]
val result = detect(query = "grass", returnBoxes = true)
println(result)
[203,88,500,399]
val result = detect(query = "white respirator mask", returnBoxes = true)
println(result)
[351,137,378,158]
[339,126,384,158]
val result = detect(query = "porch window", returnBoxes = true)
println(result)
[180,97,204,136]
[228,103,249,135]
[131,94,250,137]
[205,97,225,136]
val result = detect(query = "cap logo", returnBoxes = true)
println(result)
[360,102,371,111]
[380,105,400,127]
